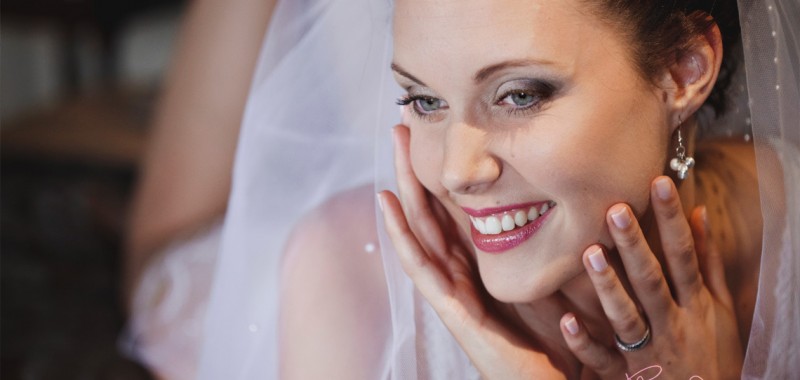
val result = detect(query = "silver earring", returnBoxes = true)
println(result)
[669,122,695,180]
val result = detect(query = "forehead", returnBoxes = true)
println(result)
[392,0,624,82]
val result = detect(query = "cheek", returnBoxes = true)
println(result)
[511,93,664,236]
[408,127,445,194]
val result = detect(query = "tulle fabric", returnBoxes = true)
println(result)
[196,0,401,378]
[739,0,800,377]
[123,0,799,378]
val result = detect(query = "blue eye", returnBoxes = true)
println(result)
[414,97,446,114]
[396,95,449,118]
[500,90,539,107]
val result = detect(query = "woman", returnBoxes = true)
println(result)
[192,0,798,379]
[378,0,752,377]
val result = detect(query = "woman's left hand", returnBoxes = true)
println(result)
[559,176,744,380]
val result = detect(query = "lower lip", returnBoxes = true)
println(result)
[470,206,555,253]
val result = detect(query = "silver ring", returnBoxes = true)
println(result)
[615,326,651,352]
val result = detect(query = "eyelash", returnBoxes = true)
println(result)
[495,90,545,116]
[395,95,443,122]
[396,83,556,122]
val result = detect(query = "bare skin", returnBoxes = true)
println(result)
[125,0,277,306]
[280,185,390,380]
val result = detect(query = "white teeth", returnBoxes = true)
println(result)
[539,202,550,216]
[501,214,515,231]
[528,206,540,221]
[475,218,486,234]
[471,202,555,235]
[485,216,502,234]
[514,211,527,227]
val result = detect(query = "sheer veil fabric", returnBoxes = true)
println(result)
[196,0,399,378]
[739,0,800,378]
[196,0,799,378]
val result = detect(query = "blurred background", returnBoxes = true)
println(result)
[2,0,186,378]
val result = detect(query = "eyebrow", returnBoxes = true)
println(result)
[391,63,428,87]
[392,59,555,88]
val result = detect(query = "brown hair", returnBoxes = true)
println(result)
[589,0,741,117]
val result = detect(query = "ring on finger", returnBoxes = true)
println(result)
[615,325,651,352]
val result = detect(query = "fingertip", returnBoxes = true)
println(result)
[584,245,608,273]
[376,192,387,213]
[701,205,710,233]
[561,313,580,336]
[653,176,674,201]
[608,204,632,230]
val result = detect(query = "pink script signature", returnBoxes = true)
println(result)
[626,365,704,380]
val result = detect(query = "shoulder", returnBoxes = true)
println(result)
[694,139,761,248]
[279,184,390,380]
[694,139,761,343]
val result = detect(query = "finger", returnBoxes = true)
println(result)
[651,176,703,305]
[690,206,734,310]
[583,245,649,345]
[560,313,625,378]
[607,204,675,321]
[392,125,448,254]
[378,190,450,302]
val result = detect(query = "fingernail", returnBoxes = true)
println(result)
[655,177,672,200]
[701,205,710,234]
[376,193,385,212]
[565,316,580,335]
[588,246,608,272]
[610,206,631,229]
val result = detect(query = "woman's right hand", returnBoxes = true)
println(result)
[378,125,568,379]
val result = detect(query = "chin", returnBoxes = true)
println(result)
[478,255,582,304]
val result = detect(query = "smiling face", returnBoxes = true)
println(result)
[393,0,673,303]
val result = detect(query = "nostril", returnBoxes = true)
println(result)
[440,158,501,194]
[440,124,501,193]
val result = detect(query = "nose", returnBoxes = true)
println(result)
[440,122,501,194]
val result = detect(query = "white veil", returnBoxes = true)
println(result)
[196,0,800,378]
[739,0,800,378]
[196,0,399,378]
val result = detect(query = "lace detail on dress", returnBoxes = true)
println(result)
[121,222,222,380]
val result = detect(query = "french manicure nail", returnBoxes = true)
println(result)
[565,316,580,335]
[588,247,608,272]
[611,206,631,229]
[377,193,385,212]
[655,177,672,200]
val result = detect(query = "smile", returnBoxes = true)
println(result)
[464,201,556,253]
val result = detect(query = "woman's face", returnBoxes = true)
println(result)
[392,0,672,303]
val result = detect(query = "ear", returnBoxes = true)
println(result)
[659,19,723,131]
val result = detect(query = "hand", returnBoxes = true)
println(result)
[559,176,743,379]
[378,125,567,379]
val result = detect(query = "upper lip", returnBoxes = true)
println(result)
[461,201,547,217]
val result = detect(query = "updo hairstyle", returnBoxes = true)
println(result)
[589,0,741,117]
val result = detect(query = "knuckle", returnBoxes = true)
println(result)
[673,239,696,265]
[617,228,643,248]
[636,263,666,294]
[587,350,613,373]
[615,311,642,333]
[661,201,682,220]
[594,272,619,294]
[570,335,593,354]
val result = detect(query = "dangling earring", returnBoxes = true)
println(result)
[670,118,695,180]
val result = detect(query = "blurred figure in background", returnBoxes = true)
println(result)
[122,0,276,379]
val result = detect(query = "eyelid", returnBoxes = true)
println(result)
[494,78,557,102]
